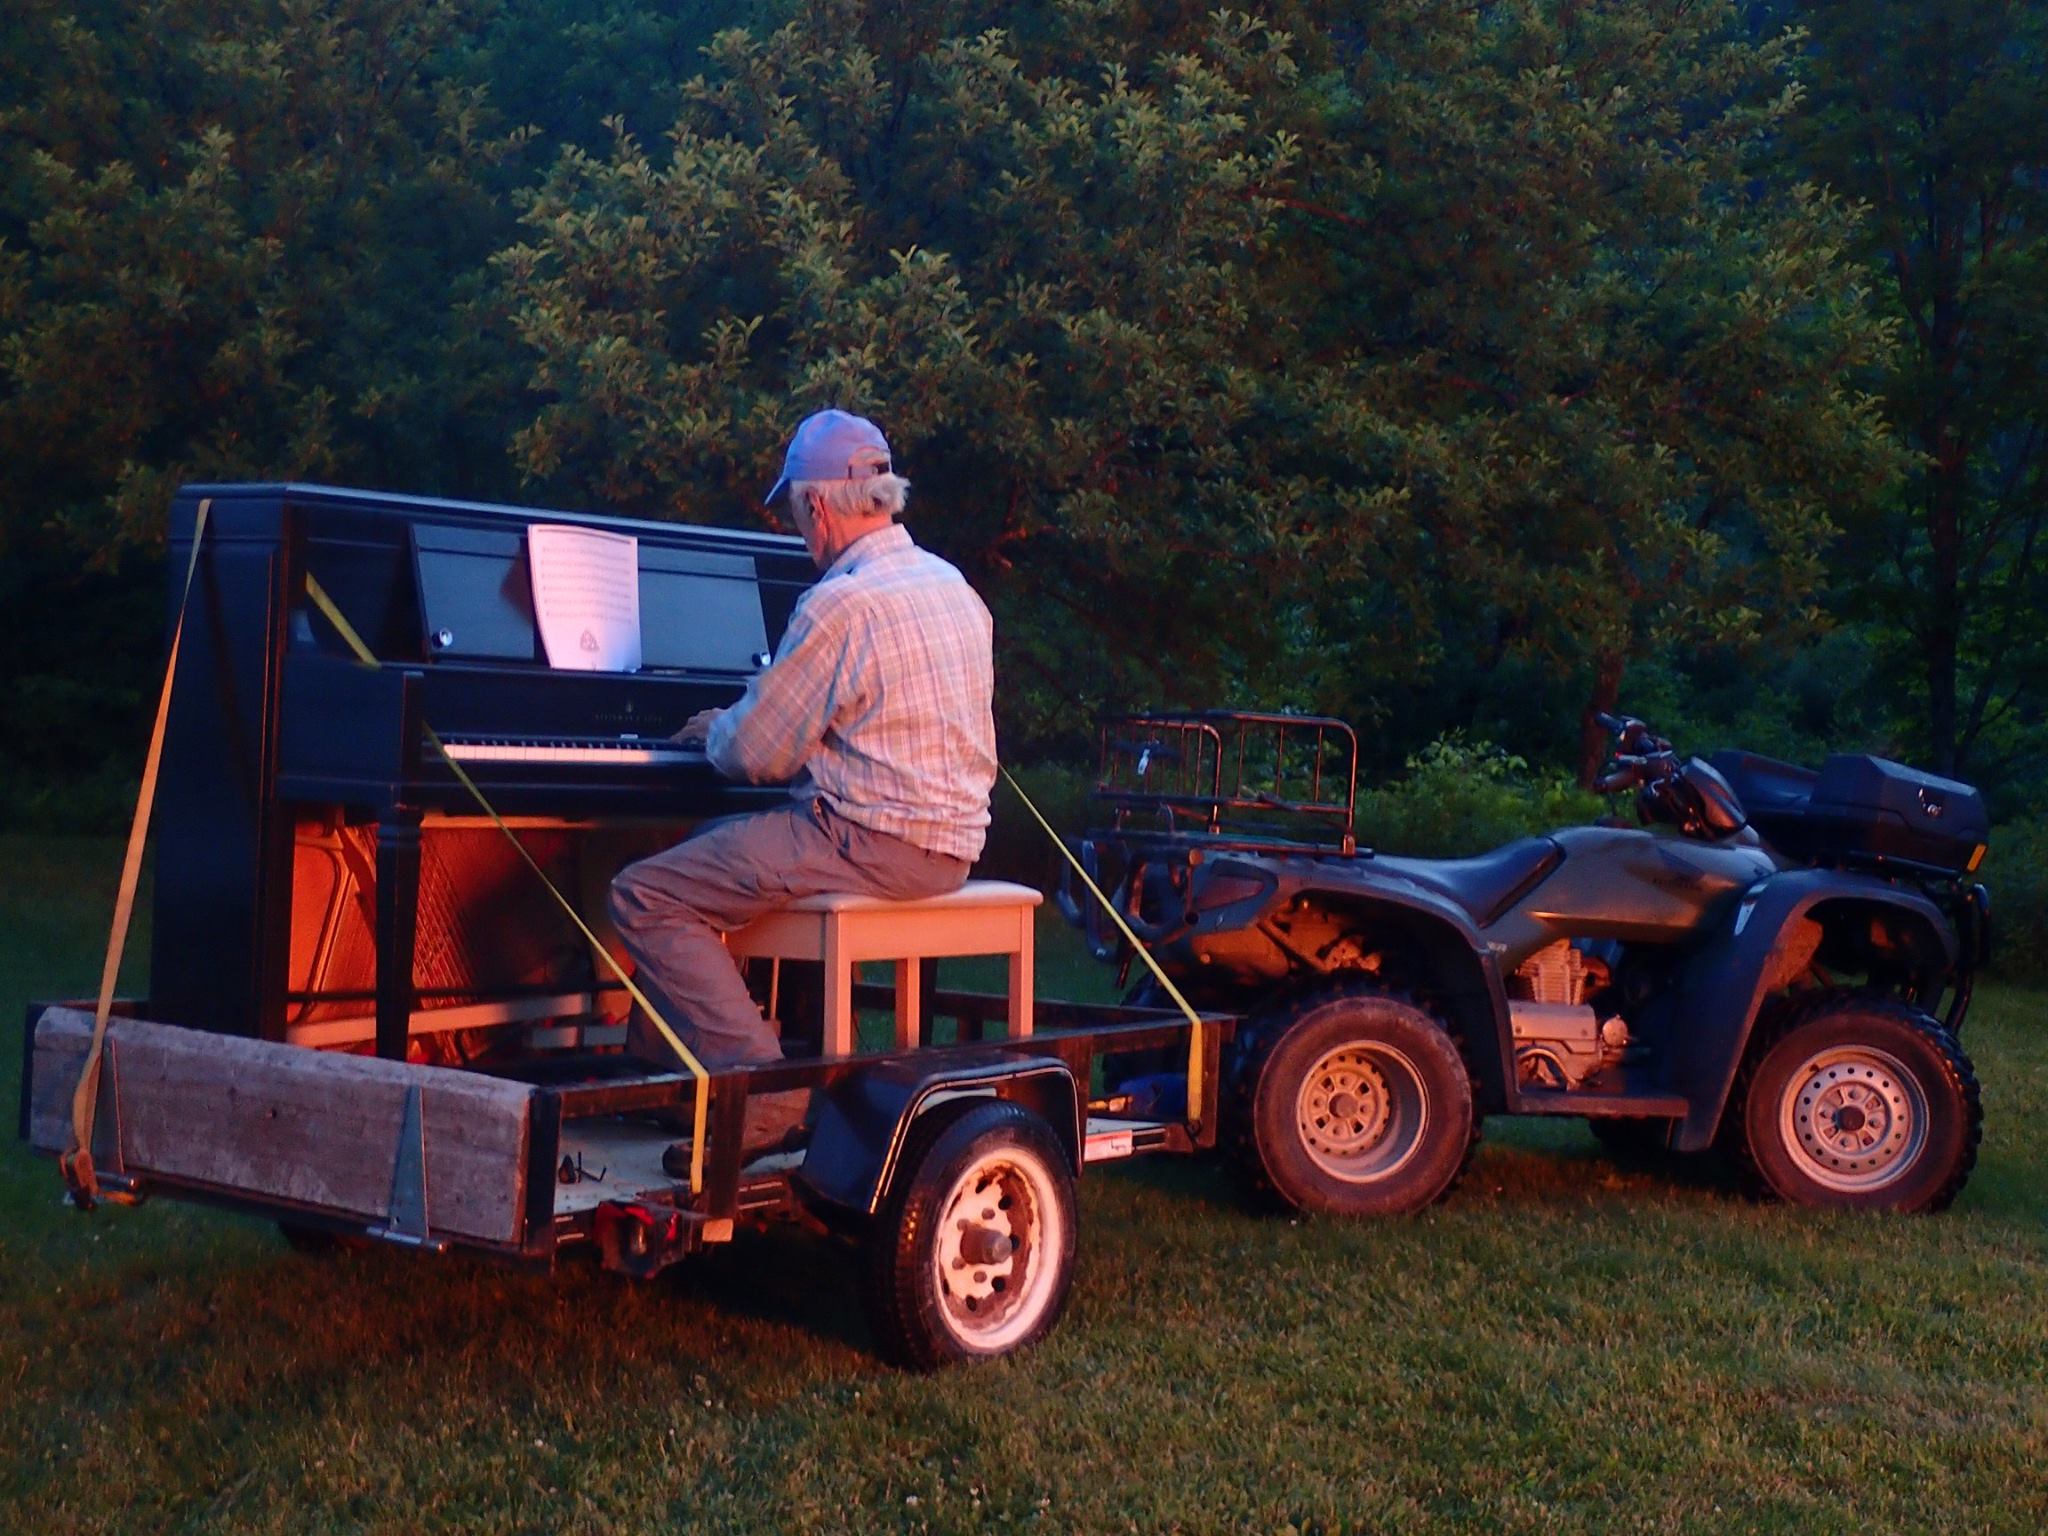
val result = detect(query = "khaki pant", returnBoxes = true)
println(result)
[607,798,970,1070]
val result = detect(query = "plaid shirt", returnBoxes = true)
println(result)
[707,524,997,861]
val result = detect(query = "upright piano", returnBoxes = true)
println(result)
[149,483,816,1061]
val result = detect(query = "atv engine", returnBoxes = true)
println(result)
[1508,941,1630,1090]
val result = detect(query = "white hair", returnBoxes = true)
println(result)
[791,471,912,520]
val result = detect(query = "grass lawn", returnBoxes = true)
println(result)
[2,832,2044,1534]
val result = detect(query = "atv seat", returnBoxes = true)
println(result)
[1370,836,1563,928]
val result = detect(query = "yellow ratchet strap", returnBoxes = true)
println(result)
[303,575,714,1196]
[998,767,1207,1125]
[63,499,213,1209]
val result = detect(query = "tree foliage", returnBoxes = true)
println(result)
[499,0,1902,779]
[0,0,543,549]
[1769,0,2048,781]
[498,5,1321,750]
[1,0,2040,823]
[1289,0,1907,779]
[0,0,535,802]
[0,0,762,811]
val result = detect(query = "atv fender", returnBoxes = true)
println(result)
[1283,879,1518,1114]
[1658,869,1958,1151]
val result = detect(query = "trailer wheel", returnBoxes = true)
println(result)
[1234,983,1475,1217]
[860,1100,1077,1369]
[1730,992,1980,1212]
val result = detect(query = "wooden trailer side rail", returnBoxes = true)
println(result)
[27,1006,542,1250]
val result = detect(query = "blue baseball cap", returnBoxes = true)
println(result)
[765,409,893,507]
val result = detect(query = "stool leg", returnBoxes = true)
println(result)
[823,918,853,1056]
[894,959,920,1050]
[1008,911,1035,1040]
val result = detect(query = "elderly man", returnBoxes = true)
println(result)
[609,409,997,1159]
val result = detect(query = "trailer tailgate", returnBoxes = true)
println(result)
[26,1006,542,1248]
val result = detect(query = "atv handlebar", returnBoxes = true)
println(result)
[1596,712,1669,759]
[1596,711,1738,840]
[1594,757,1649,794]
[1596,711,1678,793]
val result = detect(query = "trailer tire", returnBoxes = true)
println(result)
[1728,991,1980,1212]
[1233,983,1475,1217]
[860,1100,1077,1369]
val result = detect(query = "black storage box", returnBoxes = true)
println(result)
[1809,754,1988,871]
[1714,750,1988,875]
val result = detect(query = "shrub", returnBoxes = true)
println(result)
[1356,735,1606,857]
[1984,817,2048,983]
[979,735,1609,892]
[975,761,1096,890]
[0,761,140,836]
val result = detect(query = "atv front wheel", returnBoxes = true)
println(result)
[1732,993,1981,1212]
[1234,984,1476,1217]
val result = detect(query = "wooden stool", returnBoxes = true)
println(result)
[726,880,1043,1056]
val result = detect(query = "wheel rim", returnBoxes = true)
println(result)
[1777,1044,1930,1194]
[930,1147,1066,1353]
[1294,1042,1430,1184]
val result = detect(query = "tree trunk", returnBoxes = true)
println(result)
[1918,10,1964,777]
[1924,448,1963,776]
[1578,653,1626,789]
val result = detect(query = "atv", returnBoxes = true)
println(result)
[1058,710,1993,1215]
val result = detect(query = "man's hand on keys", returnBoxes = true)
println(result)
[672,707,723,747]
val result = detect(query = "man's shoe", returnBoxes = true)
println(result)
[660,1125,808,1181]
[660,1139,689,1180]
[660,1090,812,1180]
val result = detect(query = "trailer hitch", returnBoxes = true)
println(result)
[594,1200,726,1278]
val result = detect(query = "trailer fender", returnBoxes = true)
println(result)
[1661,869,1958,1152]
[795,1051,1082,1223]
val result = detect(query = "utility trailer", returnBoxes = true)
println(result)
[22,982,1230,1368]
[19,481,1238,1367]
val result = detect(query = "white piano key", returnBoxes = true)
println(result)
[439,738,707,767]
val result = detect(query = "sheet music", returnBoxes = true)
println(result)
[528,524,642,672]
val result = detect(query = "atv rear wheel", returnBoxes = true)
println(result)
[1731,993,1980,1212]
[1233,984,1476,1217]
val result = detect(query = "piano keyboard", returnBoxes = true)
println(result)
[439,736,709,767]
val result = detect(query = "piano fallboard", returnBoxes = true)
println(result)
[276,651,785,816]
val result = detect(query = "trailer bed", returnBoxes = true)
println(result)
[23,992,1233,1269]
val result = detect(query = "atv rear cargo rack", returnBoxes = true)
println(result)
[1090,710,1359,856]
